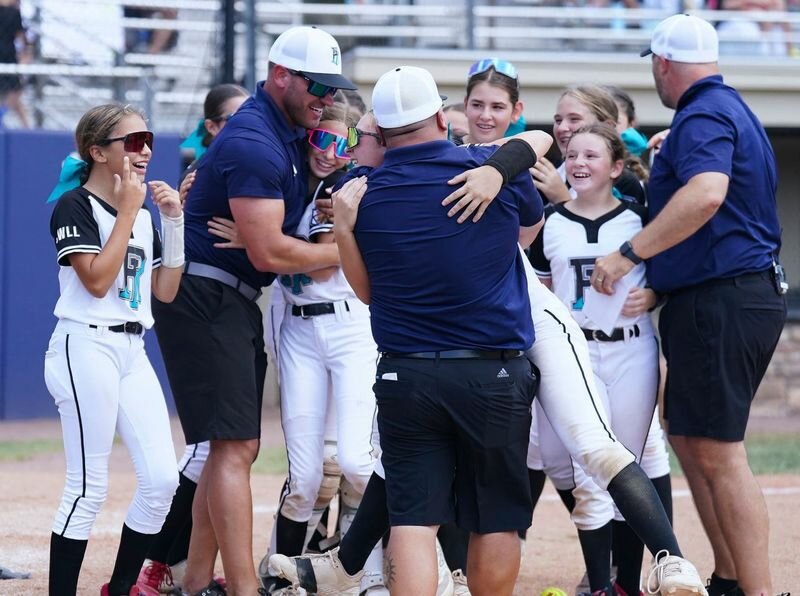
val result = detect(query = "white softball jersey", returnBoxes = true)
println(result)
[50,187,162,328]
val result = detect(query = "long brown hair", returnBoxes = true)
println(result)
[558,85,618,127]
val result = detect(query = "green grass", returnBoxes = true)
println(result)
[252,445,289,475]
[668,433,800,476]
[0,438,63,461]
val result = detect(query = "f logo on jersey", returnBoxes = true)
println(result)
[119,246,146,310]
[331,47,340,66]
[569,257,595,310]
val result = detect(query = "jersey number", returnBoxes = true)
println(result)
[569,257,595,310]
[280,273,313,296]
[119,246,146,310]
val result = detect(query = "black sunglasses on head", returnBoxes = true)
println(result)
[97,130,154,152]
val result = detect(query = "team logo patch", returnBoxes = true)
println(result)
[331,47,340,66]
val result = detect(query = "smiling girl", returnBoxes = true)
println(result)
[531,125,661,595]
[45,104,183,596]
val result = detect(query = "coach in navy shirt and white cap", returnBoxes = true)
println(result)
[334,65,543,596]
[153,25,355,595]
[591,14,787,596]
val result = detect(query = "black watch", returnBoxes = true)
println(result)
[619,240,643,265]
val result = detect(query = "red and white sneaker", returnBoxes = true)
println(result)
[137,560,174,593]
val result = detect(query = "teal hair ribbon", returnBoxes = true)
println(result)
[620,127,649,157]
[46,155,88,203]
[180,118,208,160]
[504,114,527,138]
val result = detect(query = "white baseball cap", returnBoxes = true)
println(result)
[372,66,444,129]
[640,14,719,63]
[268,26,356,90]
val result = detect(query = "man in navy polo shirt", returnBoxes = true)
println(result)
[336,66,542,596]
[591,15,787,596]
[152,26,356,596]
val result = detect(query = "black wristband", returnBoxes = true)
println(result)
[484,139,538,186]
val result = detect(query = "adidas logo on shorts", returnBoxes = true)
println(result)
[496,368,509,379]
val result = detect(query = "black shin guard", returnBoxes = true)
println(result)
[577,522,613,592]
[49,532,88,596]
[607,463,680,557]
[107,524,156,595]
[338,472,390,576]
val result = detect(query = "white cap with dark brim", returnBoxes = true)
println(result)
[268,25,357,90]
[640,13,719,63]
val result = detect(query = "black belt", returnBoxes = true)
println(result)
[90,322,144,335]
[291,302,350,318]
[382,349,524,360]
[582,325,640,342]
[184,261,261,302]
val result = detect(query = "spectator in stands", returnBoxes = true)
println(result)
[124,6,179,55]
[0,0,30,128]
[711,0,794,56]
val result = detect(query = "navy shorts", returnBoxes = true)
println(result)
[375,353,538,534]
[659,270,786,441]
[153,275,267,444]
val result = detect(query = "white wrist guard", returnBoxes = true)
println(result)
[160,213,185,268]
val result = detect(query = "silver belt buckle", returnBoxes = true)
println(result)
[592,329,603,342]
[300,305,311,319]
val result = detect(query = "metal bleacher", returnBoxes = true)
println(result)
[3,0,799,133]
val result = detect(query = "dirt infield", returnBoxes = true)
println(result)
[1,414,798,595]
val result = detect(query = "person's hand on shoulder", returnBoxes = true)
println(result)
[442,165,504,223]
[115,156,147,216]
[148,180,182,218]
[332,176,368,233]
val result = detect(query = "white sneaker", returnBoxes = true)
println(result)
[452,569,471,596]
[646,550,708,596]
[436,540,454,596]
[360,570,389,596]
[269,547,363,596]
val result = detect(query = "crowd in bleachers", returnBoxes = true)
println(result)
[1,0,799,130]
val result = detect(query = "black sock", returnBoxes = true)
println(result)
[437,522,470,573]
[577,523,613,592]
[272,514,310,590]
[529,468,547,511]
[338,472,390,576]
[49,532,88,596]
[706,572,738,596]
[607,463,681,558]
[650,473,673,525]
[165,519,193,566]
[557,488,576,513]
[148,472,197,564]
[108,524,156,595]
[276,513,309,557]
[612,520,644,596]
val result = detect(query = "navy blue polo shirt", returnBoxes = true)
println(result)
[354,140,542,353]
[646,75,780,293]
[183,82,309,288]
